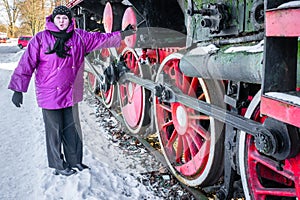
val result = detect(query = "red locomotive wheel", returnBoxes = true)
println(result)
[122,7,137,48]
[101,84,115,108]
[103,2,113,33]
[87,48,116,108]
[87,72,97,92]
[97,48,116,108]
[103,2,127,33]
[118,48,151,134]
[86,52,98,94]
[154,53,226,186]
[239,91,300,199]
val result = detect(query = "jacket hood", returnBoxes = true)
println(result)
[45,15,74,33]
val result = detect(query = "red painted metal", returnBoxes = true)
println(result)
[66,0,84,8]
[99,49,114,106]
[171,103,188,135]
[261,95,300,128]
[245,104,300,199]
[103,88,114,104]
[103,2,113,33]
[266,8,300,37]
[122,7,137,48]
[158,50,174,63]
[119,83,143,127]
[119,50,143,128]
[87,73,96,90]
[155,58,211,177]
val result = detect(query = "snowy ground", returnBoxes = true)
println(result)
[0,40,164,200]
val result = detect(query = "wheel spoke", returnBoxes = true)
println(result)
[133,64,139,74]
[176,135,184,163]
[188,114,210,120]
[103,86,113,103]
[255,188,295,197]
[167,129,177,148]
[174,62,183,88]
[250,150,294,180]
[182,75,191,93]
[187,128,204,150]
[182,136,190,163]
[158,103,172,113]
[131,53,135,68]
[185,131,198,157]
[188,77,199,96]
[198,93,205,100]
[190,123,209,141]
[162,120,173,128]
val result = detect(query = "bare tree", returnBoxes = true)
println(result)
[18,0,53,36]
[0,0,20,37]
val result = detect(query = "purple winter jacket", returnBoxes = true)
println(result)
[8,15,121,109]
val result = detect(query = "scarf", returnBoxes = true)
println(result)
[46,30,73,58]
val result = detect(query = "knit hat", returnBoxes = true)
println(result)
[52,6,72,21]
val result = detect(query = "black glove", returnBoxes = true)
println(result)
[121,24,136,39]
[12,91,23,107]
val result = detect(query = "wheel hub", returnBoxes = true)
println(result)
[258,117,300,160]
[172,103,188,135]
[254,131,275,155]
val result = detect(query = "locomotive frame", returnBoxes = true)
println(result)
[66,0,300,199]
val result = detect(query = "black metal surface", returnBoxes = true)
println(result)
[265,0,298,9]
[76,0,105,17]
[199,3,230,34]
[261,118,300,160]
[262,37,298,94]
[216,124,239,200]
[128,0,186,33]
[224,81,250,108]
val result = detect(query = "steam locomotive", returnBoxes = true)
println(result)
[66,0,300,199]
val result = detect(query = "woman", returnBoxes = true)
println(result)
[8,5,135,176]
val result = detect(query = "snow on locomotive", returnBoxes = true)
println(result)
[66,0,300,199]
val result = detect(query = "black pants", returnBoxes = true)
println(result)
[42,104,83,170]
